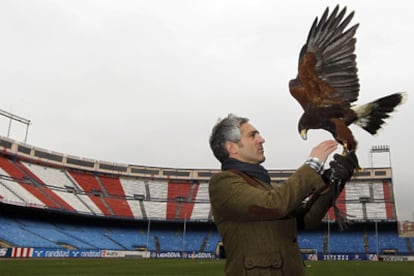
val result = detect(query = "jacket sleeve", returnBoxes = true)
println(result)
[294,191,334,230]
[209,165,328,221]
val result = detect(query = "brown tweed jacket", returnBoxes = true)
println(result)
[209,165,333,276]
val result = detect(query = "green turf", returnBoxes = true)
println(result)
[303,261,414,276]
[0,259,224,276]
[0,259,413,276]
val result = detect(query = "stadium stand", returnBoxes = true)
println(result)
[0,135,412,258]
[69,171,113,216]
[298,230,324,253]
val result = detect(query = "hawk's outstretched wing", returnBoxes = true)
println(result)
[289,5,359,110]
[288,5,406,153]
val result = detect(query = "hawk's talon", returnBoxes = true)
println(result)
[355,166,363,173]
[341,142,349,156]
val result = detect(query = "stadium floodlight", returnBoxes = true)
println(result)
[0,108,31,143]
[370,145,390,153]
[369,144,392,168]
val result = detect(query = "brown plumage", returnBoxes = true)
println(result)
[289,5,406,152]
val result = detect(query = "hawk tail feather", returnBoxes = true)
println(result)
[352,92,407,134]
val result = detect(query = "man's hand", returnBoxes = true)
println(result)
[322,151,359,195]
[309,140,338,163]
[323,151,359,231]
[330,151,359,183]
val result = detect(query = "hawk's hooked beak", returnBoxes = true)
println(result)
[300,129,308,140]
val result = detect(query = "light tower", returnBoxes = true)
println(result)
[369,145,391,169]
[0,109,31,143]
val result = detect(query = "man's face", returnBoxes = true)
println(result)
[227,122,266,164]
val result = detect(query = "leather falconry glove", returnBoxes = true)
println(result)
[323,151,359,231]
[322,151,359,194]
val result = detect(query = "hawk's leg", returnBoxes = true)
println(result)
[342,141,362,172]
[342,142,348,156]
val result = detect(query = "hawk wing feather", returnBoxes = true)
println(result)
[290,5,360,110]
[288,5,406,152]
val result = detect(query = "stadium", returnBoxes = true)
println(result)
[0,109,413,274]
[1,1,413,274]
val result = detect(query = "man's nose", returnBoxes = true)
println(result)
[258,135,265,143]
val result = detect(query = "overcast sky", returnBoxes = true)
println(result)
[0,0,413,220]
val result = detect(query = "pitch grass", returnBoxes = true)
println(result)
[0,259,413,276]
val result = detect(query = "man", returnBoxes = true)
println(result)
[209,114,358,275]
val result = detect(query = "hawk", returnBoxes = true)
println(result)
[289,5,406,153]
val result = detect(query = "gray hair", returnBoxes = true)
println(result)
[209,114,249,163]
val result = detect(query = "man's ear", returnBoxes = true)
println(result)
[225,141,238,155]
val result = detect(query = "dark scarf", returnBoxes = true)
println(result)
[222,158,271,185]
